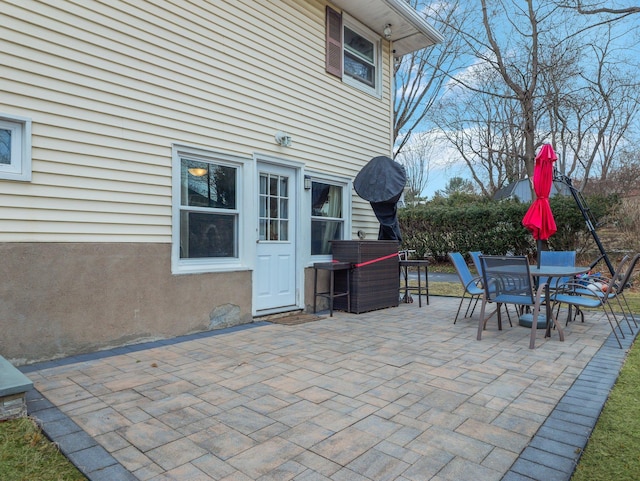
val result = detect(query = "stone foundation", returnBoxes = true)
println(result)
[0,392,28,420]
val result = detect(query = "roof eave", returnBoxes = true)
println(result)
[328,0,444,56]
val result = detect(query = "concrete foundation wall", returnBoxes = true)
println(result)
[0,243,253,365]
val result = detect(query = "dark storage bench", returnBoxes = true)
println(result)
[331,240,399,313]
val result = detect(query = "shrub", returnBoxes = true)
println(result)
[399,194,618,262]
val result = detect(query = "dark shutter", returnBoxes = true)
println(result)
[325,6,342,77]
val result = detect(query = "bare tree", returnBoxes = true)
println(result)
[417,0,640,195]
[545,23,640,187]
[395,132,435,204]
[434,60,529,196]
[393,0,464,156]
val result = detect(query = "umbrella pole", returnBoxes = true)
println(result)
[537,239,542,269]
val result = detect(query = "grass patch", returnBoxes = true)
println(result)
[429,281,464,297]
[571,336,640,481]
[0,416,87,481]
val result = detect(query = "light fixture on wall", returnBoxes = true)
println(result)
[304,175,312,190]
[188,167,208,177]
[383,24,392,40]
[275,131,292,147]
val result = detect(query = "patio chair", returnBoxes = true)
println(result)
[539,251,576,289]
[616,253,640,328]
[471,250,519,321]
[581,254,638,332]
[550,255,632,349]
[449,252,484,324]
[477,255,546,349]
[539,250,579,324]
[469,251,484,279]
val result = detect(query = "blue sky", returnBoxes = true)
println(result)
[404,0,640,199]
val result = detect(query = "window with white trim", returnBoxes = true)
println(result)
[0,114,32,181]
[311,179,348,256]
[172,146,246,273]
[325,7,381,96]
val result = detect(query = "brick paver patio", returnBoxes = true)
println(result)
[22,296,636,480]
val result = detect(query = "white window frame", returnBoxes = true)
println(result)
[307,172,352,263]
[343,16,382,98]
[171,144,251,274]
[0,113,32,182]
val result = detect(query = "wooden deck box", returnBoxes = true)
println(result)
[331,240,399,313]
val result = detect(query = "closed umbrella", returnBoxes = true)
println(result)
[354,156,407,241]
[522,144,557,267]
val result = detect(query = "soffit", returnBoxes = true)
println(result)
[328,0,444,56]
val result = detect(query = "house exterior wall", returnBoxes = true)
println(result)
[0,0,395,364]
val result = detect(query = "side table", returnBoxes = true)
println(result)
[313,262,351,316]
[399,260,429,307]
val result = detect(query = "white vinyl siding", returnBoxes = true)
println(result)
[0,0,392,243]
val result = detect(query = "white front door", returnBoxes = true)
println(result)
[254,163,297,313]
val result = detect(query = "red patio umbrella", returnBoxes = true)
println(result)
[522,144,557,266]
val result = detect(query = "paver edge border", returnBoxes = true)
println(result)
[503,324,639,481]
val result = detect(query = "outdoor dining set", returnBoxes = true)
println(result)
[450,250,640,349]
[447,143,638,349]
[312,242,638,350]
[312,144,638,350]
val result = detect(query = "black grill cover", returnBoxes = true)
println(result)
[354,156,407,241]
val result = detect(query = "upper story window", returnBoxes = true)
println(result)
[325,7,381,97]
[344,26,375,88]
[0,113,32,182]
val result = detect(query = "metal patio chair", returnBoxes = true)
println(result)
[539,250,577,289]
[550,255,632,349]
[616,253,640,328]
[469,251,484,280]
[539,250,579,324]
[477,255,546,349]
[449,252,483,324]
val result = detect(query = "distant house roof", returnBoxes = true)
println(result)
[493,179,571,202]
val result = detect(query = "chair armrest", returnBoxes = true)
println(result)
[552,281,604,299]
[463,276,482,291]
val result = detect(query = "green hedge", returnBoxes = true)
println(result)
[399,194,615,262]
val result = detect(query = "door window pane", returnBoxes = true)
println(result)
[259,173,289,242]
[259,219,267,241]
